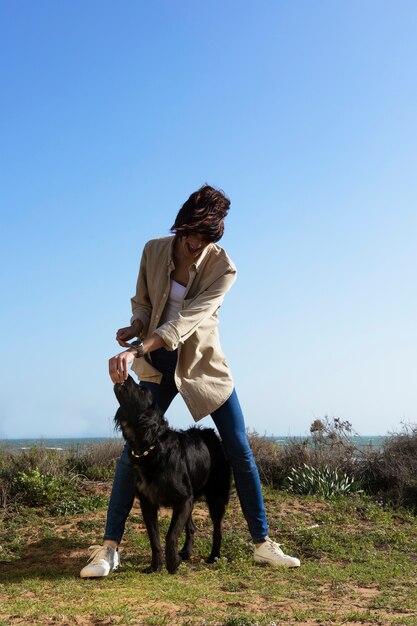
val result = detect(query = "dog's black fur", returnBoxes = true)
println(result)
[114,375,231,574]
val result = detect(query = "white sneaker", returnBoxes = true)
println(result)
[80,545,120,578]
[254,539,300,568]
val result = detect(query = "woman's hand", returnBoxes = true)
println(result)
[109,350,136,384]
[116,320,143,347]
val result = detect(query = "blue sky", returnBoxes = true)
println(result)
[1,1,416,438]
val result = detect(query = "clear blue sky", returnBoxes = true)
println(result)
[1,1,416,438]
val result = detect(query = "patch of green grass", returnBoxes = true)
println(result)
[1,488,417,625]
[220,617,262,626]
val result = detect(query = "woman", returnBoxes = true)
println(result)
[80,185,300,577]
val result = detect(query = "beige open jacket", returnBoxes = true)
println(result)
[130,236,237,421]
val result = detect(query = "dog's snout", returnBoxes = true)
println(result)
[114,382,125,395]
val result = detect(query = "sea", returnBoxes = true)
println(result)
[0,435,387,452]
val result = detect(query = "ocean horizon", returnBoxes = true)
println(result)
[0,435,387,451]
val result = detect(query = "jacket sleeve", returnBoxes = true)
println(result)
[130,244,152,337]
[154,266,237,351]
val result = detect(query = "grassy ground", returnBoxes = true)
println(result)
[1,486,417,626]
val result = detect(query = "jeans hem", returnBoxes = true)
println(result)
[252,535,268,544]
[103,535,123,544]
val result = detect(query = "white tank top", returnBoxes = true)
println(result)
[159,279,187,324]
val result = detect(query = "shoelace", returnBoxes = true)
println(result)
[265,540,285,555]
[87,545,109,563]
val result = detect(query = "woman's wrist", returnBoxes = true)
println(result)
[123,334,167,359]
[131,319,143,336]
[128,341,145,358]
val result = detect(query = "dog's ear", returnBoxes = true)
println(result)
[113,407,123,431]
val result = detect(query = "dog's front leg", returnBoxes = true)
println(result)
[139,495,163,573]
[165,497,194,574]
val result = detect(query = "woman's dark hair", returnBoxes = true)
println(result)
[171,184,230,243]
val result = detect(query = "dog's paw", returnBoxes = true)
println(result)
[143,563,162,574]
[166,555,181,574]
[178,549,191,561]
[143,555,163,574]
[206,551,220,564]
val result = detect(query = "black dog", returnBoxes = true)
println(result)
[114,375,231,574]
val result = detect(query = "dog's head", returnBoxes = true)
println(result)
[113,375,162,450]
[114,375,155,414]
[114,375,156,425]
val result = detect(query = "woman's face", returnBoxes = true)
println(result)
[179,233,210,260]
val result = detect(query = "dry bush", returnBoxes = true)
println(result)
[74,439,123,467]
[249,419,417,511]
[67,439,123,481]
[308,417,357,470]
[0,469,11,511]
[2,445,69,478]
[248,417,359,488]
[0,448,15,510]
[358,424,417,509]
[247,430,283,485]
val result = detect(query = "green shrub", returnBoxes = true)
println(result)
[50,494,107,516]
[285,463,362,498]
[0,441,121,511]
[12,468,77,507]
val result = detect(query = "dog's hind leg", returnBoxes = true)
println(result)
[205,495,227,563]
[178,513,195,561]
[165,497,194,574]
[139,495,163,573]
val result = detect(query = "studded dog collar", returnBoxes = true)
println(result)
[130,445,156,459]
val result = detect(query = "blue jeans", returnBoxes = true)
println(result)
[104,349,269,544]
